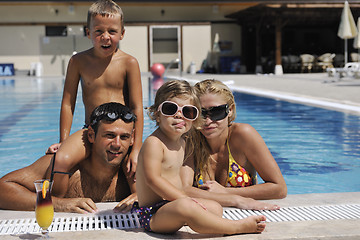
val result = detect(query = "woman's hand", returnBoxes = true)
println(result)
[46,143,61,154]
[199,180,228,194]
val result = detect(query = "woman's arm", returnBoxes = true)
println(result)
[181,160,240,207]
[225,124,287,200]
[181,157,279,210]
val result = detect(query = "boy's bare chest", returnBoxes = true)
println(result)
[80,59,126,89]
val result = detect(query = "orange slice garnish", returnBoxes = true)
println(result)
[42,180,49,199]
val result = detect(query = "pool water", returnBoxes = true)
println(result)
[0,77,359,194]
[234,92,360,194]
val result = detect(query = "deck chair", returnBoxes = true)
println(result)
[326,62,360,80]
[316,53,335,71]
[350,52,360,62]
[300,54,315,73]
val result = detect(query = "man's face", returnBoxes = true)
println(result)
[89,119,134,167]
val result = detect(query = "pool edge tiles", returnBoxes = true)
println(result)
[169,76,360,115]
[230,86,360,116]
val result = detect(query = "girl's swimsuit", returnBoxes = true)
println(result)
[196,140,256,187]
[131,200,169,232]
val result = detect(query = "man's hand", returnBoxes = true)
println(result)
[46,143,61,154]
[199,180,228,194]
[113,193,137,213]
[53,197,98,214]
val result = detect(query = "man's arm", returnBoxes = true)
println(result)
[124,56,143,178]
[0,155,50,210]
[60,56,81,142]
[49,130,90,198]
[0,154,97,214]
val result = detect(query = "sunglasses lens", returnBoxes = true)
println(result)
[182,106,198,120]
[161,102,178,116]
[202,104,228,121]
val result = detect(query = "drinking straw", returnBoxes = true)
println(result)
[50,153,56,183]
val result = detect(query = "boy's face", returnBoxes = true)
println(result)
[87,14,125,57]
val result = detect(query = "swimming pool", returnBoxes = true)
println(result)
[0,76,359,194]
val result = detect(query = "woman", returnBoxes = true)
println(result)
[181,79,287,208]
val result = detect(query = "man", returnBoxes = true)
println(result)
[0,102,137,213]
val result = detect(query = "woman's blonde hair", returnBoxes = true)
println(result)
[190,79,236,183]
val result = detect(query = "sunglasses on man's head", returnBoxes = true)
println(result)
[158,101,199,121]
[91,111,136,126]
[201,104,229,121]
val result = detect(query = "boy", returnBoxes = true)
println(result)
[48,0,143,196]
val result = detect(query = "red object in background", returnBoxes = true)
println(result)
[150,63,165,78]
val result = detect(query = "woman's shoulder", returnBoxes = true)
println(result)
[229,123,263,148]
[230,122,257,136]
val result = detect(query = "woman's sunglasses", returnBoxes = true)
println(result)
[158,101,199,121]
[201,104,229,121]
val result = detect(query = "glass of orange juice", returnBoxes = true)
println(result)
[34,179,54,238]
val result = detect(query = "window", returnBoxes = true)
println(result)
[45,26,67,37]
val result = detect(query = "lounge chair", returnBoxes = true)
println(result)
[326,62,360,80]
[316,53,335,72]
[300,54,315,73]
[350,52,360,62]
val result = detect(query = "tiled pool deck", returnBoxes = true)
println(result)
[1,72,360,239]
[1,193,359,240]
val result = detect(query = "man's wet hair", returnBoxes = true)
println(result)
[90,102,136,134]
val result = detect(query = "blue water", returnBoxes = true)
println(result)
[0,77,359,194]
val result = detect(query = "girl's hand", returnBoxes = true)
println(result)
[200,180,228,194]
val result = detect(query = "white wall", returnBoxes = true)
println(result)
[0,26,44,71]
[39,31,92,76]
[0,3,244,75]
[182,25,211,73]
[120,26,148,73]
[212,23,242,57]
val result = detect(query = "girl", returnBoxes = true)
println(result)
[134,80,266,235]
